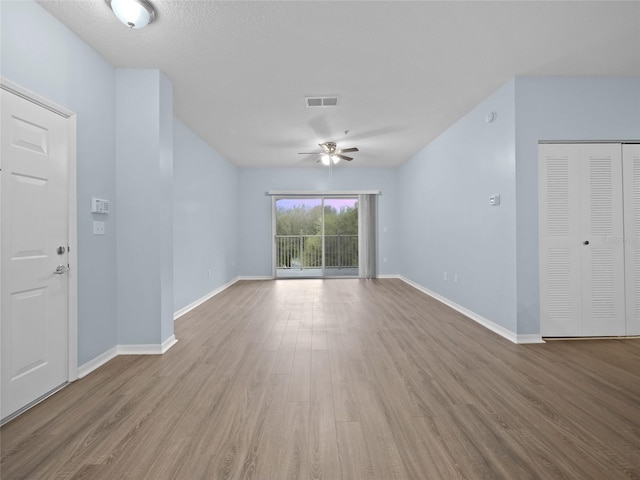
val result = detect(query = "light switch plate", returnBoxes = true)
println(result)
[93,221,105,235]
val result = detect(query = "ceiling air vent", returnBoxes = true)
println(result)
[306,97,339,107]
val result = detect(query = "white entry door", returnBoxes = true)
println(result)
[1,88,70,421]
[539,143,626,337]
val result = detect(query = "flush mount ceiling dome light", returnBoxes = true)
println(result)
[109,0,156,29]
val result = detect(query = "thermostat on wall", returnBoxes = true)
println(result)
[91,197,110,214]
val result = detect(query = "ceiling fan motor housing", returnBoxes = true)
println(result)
[298,142,359,163]
[321,142,337,153]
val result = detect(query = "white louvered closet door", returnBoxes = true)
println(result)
[623,144,640,336]
[539,143,625,337]
[578,144,625,336]
[539,145,582,336]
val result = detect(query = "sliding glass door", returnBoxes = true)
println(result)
[274,197,324,278]
[274,196,358,278]
[323,198,359,276]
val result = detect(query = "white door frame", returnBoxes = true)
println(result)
[1,78,78,382]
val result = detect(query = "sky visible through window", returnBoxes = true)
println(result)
[277,197,357,210]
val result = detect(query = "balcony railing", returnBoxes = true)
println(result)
[276,234,358,269]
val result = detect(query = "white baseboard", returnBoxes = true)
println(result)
[397,275,544,345]
[77,335,179,379]
[77,346,118,379]
[118,335,179,355]
[237,276,272,281]
[174,277,240,320]
[160,334,179,352]
[515,334,545,344]
[376,274,401,279]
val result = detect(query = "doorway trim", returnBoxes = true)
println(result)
[1,78,78,382]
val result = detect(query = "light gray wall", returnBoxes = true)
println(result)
[514,76,640,334]
[159,73,174,342]
[173,119,239,312]
[1,0,118,364]
[1,1,237,362]
[398,80,517,332]
[116,69,174,345]
[6,2,639,356]
[238,168,399,277]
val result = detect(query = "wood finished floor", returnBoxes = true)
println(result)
[1,279,639,479]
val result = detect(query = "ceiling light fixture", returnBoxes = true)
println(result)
[109,0,156,29]
[331,155,340,164]
[321,154,331,166]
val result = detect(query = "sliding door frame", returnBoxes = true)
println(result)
[271,194,359,279]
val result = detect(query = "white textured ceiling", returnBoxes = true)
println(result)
[38,1,640,168]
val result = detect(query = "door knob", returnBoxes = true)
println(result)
[584,240,590,245]
[57,246,66,255]
[54,265,68,275]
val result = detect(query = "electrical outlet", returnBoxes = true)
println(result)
[444,271,447,281]
[453,274,458,284]
[383,257,388,263]
[207,269,212,278]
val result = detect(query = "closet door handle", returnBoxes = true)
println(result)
[583,240,590,245]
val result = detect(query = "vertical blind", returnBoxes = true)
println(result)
[358,194,377,279]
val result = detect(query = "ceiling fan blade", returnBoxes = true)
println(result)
[338,147,359,153]
[335,154,353,161]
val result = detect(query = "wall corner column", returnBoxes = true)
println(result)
[115,69,174,348]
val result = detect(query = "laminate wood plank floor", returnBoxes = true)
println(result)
[2,279,639,479]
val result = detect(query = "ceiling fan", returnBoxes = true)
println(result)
[298,142,359,165]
